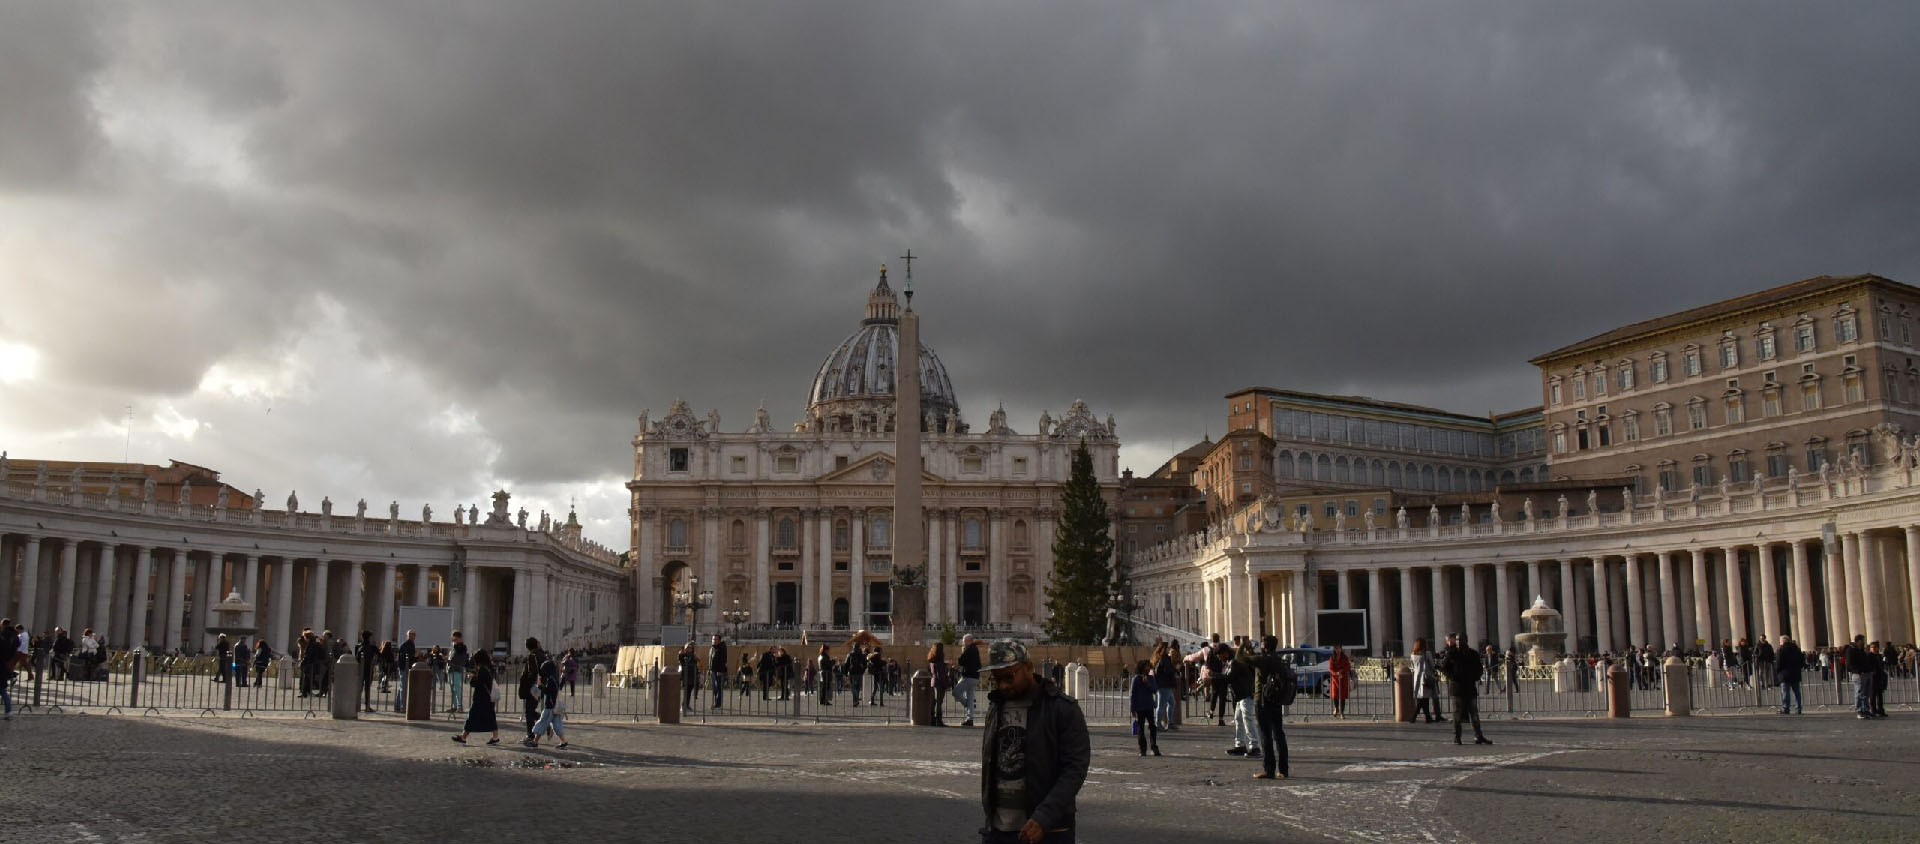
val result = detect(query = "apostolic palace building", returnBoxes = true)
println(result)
[1129,273,1920,657]
[5,270,1920,659]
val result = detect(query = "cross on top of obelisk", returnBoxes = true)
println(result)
[899,248,917,307]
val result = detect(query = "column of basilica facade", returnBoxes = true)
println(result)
[1134,459,1920,654]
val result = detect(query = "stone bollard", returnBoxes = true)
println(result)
[592,664,608,699]
[1393,663,1415,723]
[406,658,434,721]
[1663,657,1692,716]
[657,666,682,724]
[910,669,934,726]
[1552,657,1578,693]
[1607,663,1630,717]
[1067,663,1091,702]
[331,654,360,720]
[277,655,296,689]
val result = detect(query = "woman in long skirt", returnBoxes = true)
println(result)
[1328,645,1354,718]
[452,651,501,745]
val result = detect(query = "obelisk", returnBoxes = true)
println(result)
[891,254,927,645]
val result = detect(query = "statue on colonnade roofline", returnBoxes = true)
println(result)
[286,490,298,512]
[470,504,479,525]
[1333,509,1346,532]
[356,498,367,519]
[144,478,155,502]
[180,479,193,508]
[1363,510,1375,531]
[1586,489,1598,515]
[1428,504,1439,525]
[390,500,400,520]
[0,451,8,478]
[1490,498,1501,523]
[1521,497,1533,521]
[69,466,83,490]
[321,496,332,517]
[517,507,528,529]
[423,503,433,523]
[454,504,465,524]
[1787,467,1800,491]
[1460,502,1470,524]
[1687,484,1699,504]
[1718,476,1730,500]
[1396,507,1408,529]
[34,462,47,489]
[1652,484,1664,507]
[107,471,121,499]
[1555,494,1567,519]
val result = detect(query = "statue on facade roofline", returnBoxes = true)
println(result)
[1428,504,1440,525]
[389,500,400,521]
[145,477,156,502]
[1621,486,1634,511]
[180,479,193,508]
[1490,498,1501,523]
[33,462,47,490]
[454,504,465,524]
[706,409,721,433]
[1363,510,1375,531]
[636,409,649,433]
[69,466,83,490]
[517,507,528,529]
[356,498,366,519]
[423,503,433,523]
[1521,497,1534,521]
[1555,494,1568,519]
[321,496,332,517]
[1038,410,1053,436]
[1333,509,1346,532]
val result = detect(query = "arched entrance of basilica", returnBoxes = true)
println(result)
[659,560,691,625]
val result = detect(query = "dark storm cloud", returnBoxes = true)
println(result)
[6,0,1920,495]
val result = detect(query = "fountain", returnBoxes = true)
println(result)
[205,589,257,641]
[1514,596,1566,668]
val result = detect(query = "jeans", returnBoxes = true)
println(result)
[1155,687,1176,729]
[450,671,466,710]
[850,674,864,705]
[1255,704,1288,777]
[871,676,886,705]
[711,671,726,708]
[533,704,567,740]
[956,677,979,721]
[1780,681,1803,714]
[981,827,1074,843]
[235,662,249,686]
[1234,697,1259,750]
[1854,675,1872,715]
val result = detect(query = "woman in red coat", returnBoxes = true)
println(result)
[1328,645,1354,718]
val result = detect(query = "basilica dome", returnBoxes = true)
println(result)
[807,267,960,432]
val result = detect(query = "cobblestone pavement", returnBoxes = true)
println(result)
[0,709,1914,843]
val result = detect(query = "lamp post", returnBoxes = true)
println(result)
[673,575,715,645]
[722,599,751,642]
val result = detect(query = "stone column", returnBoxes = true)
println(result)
[343,562,366,639]
[1906,527,1920,650]
[1335,570,1352,609]
[1292,569,1314,646]
[944,510,961,623]
[1825,535,1850,645]
[1720,546,1747,643]
[375,562,396,641]
[1790,540,1816,643]
[818,509,834,625]
[753,509,771,623]
[1494,562,1515,649]
[1855,532,1884,643]
[235,554,258,633]
[461,566,482,643]
[1367,567,1387,655]
[851,510,866,628]
[1756,544,1780,641]
[128,547,152,649]
[511,567,532,654]
[1689,548,1711,649]
[410,564,430,608]
[988,511,1008,624]
[1841,532,1867,642]
[1659,551,1681,650]
[273,559,294,648]
[1592,558,1613,653]
[54,540,79,632]
[15,537,39,632]
[532,568,551,647]
[305,559,329,634]
[190,555,213,650]
[1464,563,1485,648]
[701,509,721,628]
[1554,559,1576,651]
[166,551,190,652]
[1399,568,1418,652]
[90,543,116,645]
[1430,566,1448,646]
[926,510,944,626]
[1526,560,1544,605]
[1623,554,1644,647]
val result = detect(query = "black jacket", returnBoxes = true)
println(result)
[707,642,729,675]
[1775,642,1805,684]
[958,644,982,680]
[847,651,867,675]
[980,679,1089,832]
[1440,646,1483,696]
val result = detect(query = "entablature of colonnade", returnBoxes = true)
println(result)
[1132,463,1920,577]
[0,492,624,578]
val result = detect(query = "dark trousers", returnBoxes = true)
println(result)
[1255,704,1288,777]
[681,671,696,708]
[711,671,726,707]
[1210,678,1230,721]
[1414,696,1443,721]
[524,699,539,736]
[1132,709,1158,753]
[1452,694,1484,741]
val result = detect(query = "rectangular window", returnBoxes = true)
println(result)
[1802,382,1822,410]
[1550,382,1562,405]
[1553,431,1568,453]
[1618,366,1634,391]
[1592,373,1605,396]
[1658,468,1679,491]
[835,455,849,470]
[1720,344,1738,369]
[1241,482,1253,494]
[776,455,799,472]
[1692,465,1713,487]
[1687,403,1707,430]
[961,456,983,473]
[1323,503,1338,518]
[731,455,747,474]
[1239,455,1252,469]
[1729,460,1750,483]
[1597,424,1612,447]
[1844,376,1864,403]
[1345,500,1359,516]
[1724,396,1744,424]
[1624,415,1640,441]
[1685,351,1703,376]
[1572,378,1586,400]
[669,448,690,472]
[1763,391,1782,417]
[1654,409,1673,436]
[1795,324,1816,352]
[1757,334,1776,360]
[1012,457,1028,476]
[1837,317,1858,343]
[1373,498,1388,515]
[1807,448,1825,471]
[1651,359,1670,382]
[1766,453,1788,477]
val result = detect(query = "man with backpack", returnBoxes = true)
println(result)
[1248,635,1295,779]
[1204,635,1230,725]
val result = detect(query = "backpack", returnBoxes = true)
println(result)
[1259,660,1298,708]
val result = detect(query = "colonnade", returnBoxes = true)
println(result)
[1177,525,1920,653]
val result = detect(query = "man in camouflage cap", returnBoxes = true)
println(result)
[978,639,1088,843]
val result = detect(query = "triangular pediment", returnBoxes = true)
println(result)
[818,452,944,484]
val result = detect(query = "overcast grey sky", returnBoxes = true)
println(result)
[2,2,1917,545]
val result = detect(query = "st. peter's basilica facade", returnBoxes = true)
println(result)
[627,270,1122,641]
